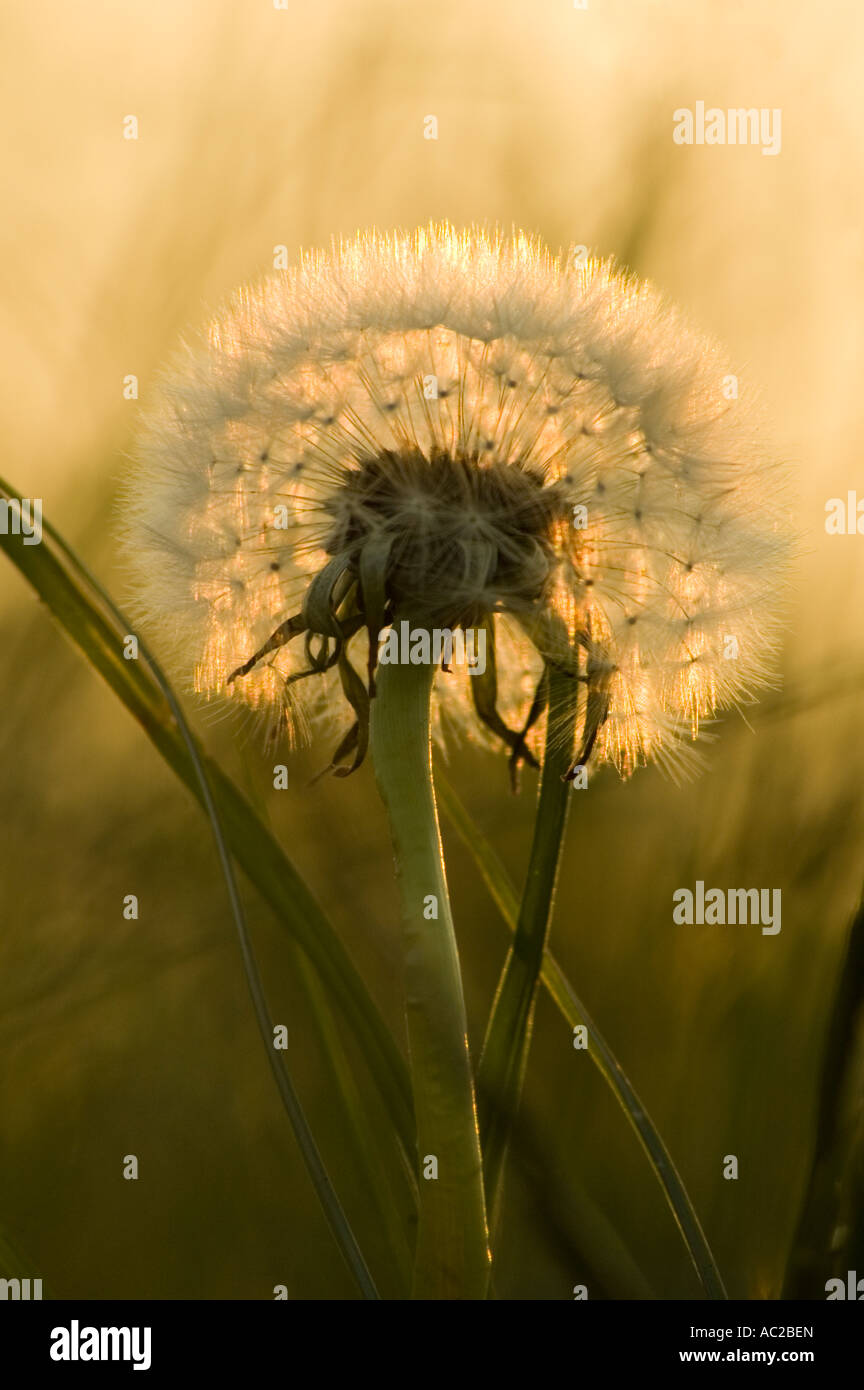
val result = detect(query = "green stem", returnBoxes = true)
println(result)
[478,664,577,1222]
[370,653,490,1299]
[437,771,728,1299]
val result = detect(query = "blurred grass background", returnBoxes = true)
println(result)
[2,0,864,1298]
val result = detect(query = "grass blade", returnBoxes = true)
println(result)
[782,894,864,1297]
[476,666,577,1223]
[1,477,417,1291]
[291,945,414,1293]
[436,769,728,1300]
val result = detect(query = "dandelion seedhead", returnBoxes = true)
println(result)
[124,223,789,779]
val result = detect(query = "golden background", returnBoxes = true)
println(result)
[1,0,862,1297]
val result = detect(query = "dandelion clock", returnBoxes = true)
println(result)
[123,224,790,1299]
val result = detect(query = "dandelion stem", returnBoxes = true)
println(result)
[478,664,578,1224]
[370,652,491,1299]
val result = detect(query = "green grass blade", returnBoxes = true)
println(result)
[291,946,414,1292]
[126,619,384,1299]
[476,666,577,1223]
[38,501,417,1184]
[782,894,864,1297]
[1,477,417,1288]
[436,769,728,1300]
[1,483,381,1299]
